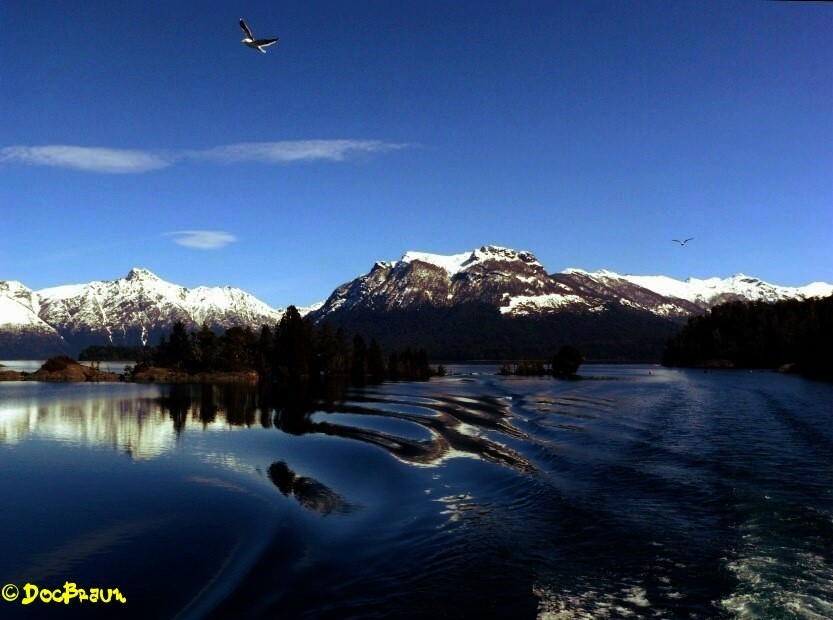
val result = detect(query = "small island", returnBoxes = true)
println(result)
[0,356,121,382]
[498,344,585,379]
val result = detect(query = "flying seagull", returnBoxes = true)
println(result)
[239,19,278,53]
[672,238,694,246]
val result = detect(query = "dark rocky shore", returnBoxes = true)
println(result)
[0,357,258,384]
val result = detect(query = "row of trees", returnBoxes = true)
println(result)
[662,295,833,380]
[498,345,585,378]
[144,306,436,382]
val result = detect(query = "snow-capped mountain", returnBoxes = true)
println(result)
[617,272,833,307]
[0,281,70,358]
[0,268,318,358]
[35,267,286,350]
[2,248,830,360]
[311,246,832,322]
[315,246,592,317]
[302,245,832,361]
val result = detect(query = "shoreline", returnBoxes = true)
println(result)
[0,363,259,385]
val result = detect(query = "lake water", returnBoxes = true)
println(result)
[0,365,830,619]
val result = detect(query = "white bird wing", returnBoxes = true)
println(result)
[240,19,254,39]
[256,38,278,48]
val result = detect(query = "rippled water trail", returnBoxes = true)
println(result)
[0,365,830,619]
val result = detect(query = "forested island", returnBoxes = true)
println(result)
[662,295,833,380]
[499,345,585,379]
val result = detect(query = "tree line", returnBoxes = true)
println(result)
[136,306,437,382]
[320,302,679,362]
[662,295,833,380]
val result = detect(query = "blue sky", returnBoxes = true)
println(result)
[1,0,831,307]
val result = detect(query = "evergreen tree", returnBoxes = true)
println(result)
[416,348,430,379]
[367,338,387,382]
[193,323,219,372]
[257,324,275,378]
[154,334,170,367]
[334,327,351,377]
[388,352,400,380]
[219,326,256,371]
[318,323,337,377]
[305,320,320,377]
[552,345,584,378]
[168,321,193,371]
[276,306,311,377]
[351,333,367,381]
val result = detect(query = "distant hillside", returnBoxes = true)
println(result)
[314,302,683,362]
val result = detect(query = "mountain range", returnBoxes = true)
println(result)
[1,246,830,360]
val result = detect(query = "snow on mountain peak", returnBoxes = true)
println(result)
[0,295,55,333]
[0,295,38,328]
[623,273,833,304]
[125,267,160,281]
[400,245,543,276]
[400,251,472,275]
[469,245,543,267]
[17,269,312,352]
[0,281,31,294]
[561,268,624,279]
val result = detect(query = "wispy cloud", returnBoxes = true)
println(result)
[192,140,410,164]
[0,140,411,174]
[166,230,238,250]
[0,145,170,174]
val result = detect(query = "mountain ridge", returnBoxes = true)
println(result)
[1,246,830,359]
[311,245,832,322]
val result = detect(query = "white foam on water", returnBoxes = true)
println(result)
[719,546,833,619]
[534,582,657,620]
[623,586,650,607]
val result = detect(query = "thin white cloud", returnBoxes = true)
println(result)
[0,140,410,174]
[0,145,170,174]
[192,140,410,164]
[167,230,238,250]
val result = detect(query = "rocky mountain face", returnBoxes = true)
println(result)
[316,246,582,316]
[0,269,305,358]
[312,245,831,322]
[308,246,832,360]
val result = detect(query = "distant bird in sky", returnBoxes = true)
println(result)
[672,238,694,246]
[239,19,278,53]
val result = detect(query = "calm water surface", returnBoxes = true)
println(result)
[0,365,830,619]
